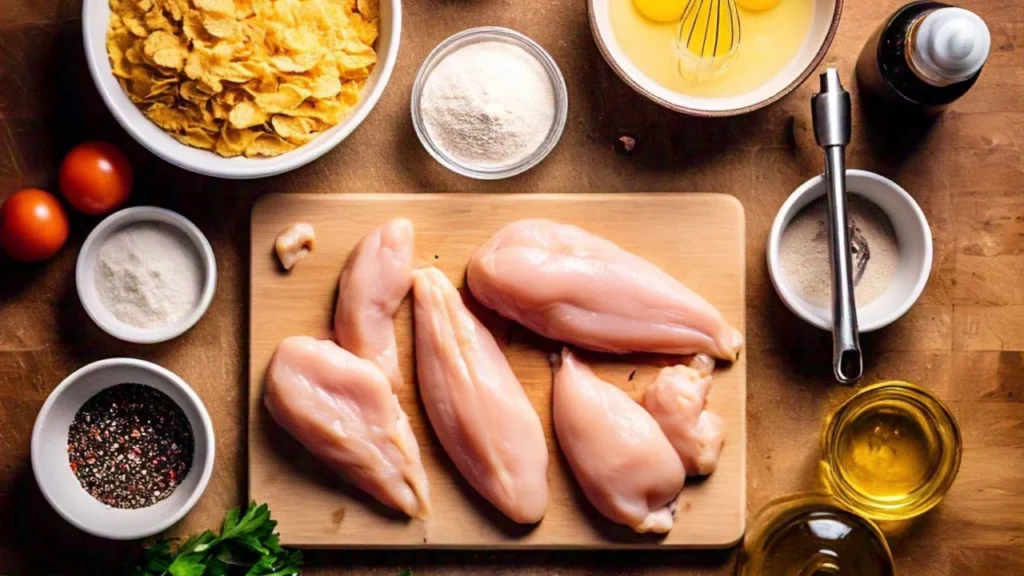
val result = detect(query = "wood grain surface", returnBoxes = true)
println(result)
[249,193,746,548]
[1,0,1022,573]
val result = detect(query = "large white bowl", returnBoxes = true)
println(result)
[31,359,215,540]
[82,0,402,179]
[588,0,842,116]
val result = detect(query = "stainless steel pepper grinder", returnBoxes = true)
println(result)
[812,68,863,384]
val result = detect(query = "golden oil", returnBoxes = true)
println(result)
[821,381,962,520]
[738,494,894,576]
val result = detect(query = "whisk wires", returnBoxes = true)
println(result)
[677,0,741,80]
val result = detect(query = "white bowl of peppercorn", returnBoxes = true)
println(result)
[31,358,215,540]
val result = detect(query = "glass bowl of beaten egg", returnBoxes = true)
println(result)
[588,0,843,115]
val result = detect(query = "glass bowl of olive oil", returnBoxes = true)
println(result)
[738,493,894,576]
[821,381,962,521]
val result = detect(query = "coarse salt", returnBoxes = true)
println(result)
[94,222,203,330]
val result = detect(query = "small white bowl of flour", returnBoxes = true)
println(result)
[76,207,216,344]
[411,27,568,180]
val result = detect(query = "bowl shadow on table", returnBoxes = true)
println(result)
[53,275,197,366]
[2,462,142,574]
[876,509,939,556]
[392,109,454,191]
[762,276,920,386]
[857,323,917,380]
[854,90,941,171]
[577,24,774,175]
[41,24,201,191]
[760,288,834,387]
[0,257,60,302]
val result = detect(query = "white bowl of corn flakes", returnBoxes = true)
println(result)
[83,0,400,179]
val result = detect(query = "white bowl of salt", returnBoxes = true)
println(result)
[76,207,217,344]
[767,170,933,332]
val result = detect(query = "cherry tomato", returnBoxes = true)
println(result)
[59,142,133,215]
[0,189,70,263]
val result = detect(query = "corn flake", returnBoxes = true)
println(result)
[246,133,296,157]
[228,100,268,128]
[173,126,218,149]
[193,0,234,15]
[106,0,379,157]
[252,83,310,113]
[271,114,324,143]
[357,0,377,21]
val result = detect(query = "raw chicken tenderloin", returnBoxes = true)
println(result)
[411,267,549,524]
[334,218,415,391]
[643,354,726,476]
[552,348,685,533]
[467,219,744,361]
[264,336,431,519]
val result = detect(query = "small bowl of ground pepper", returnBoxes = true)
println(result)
[31,358,215,540]
[767,170,933,332]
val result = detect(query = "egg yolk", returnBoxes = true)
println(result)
[632,0,689,23]
[737,0,780,11]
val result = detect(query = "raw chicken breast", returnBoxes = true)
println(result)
[264,336,431,519]
[643,354,726,476]
[552,348,685,533]
[412,267,548,524]
[334,218,415,391]
[467,219,744,361]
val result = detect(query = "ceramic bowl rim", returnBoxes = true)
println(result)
[30,358,216,540]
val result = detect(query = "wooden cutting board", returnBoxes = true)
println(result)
[249,193,746,548]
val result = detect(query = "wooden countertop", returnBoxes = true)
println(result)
[1,0,1021,573]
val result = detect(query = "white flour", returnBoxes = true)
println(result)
[420,40,556,169]
[94,222,203,329]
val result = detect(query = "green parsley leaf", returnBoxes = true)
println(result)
[124,502,302,576]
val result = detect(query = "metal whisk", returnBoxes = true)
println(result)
[676,0,741,80]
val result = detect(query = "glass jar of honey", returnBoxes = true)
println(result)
[820,380,962,520]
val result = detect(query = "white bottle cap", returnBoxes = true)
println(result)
[913,7,990,84]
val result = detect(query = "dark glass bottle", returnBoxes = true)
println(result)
[856,1,990,111]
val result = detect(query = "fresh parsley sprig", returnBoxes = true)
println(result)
[128,502,302,576]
